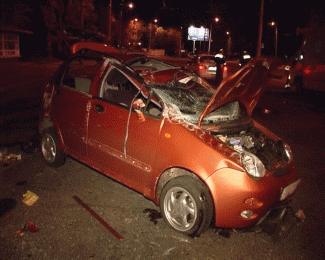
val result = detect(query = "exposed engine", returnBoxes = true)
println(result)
[214,127,289,170]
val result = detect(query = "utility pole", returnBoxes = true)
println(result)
[108,0,112,43]
[256,0,264,57]
[119,0,125,48]
[81,0,84,27]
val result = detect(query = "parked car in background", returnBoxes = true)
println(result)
[186,54,223,82]
[222,52,252,80]
[39,42,300,237]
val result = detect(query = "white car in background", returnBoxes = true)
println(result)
[186,54,219,80]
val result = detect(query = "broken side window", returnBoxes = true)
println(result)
[99,66,163,117]
[61,57,101,94]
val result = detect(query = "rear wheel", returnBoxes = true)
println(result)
[160,176,214,237]
[41,128,66,167]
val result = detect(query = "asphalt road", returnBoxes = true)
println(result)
[1,58,325,259]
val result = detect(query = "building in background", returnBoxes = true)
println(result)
[0,26,33,58]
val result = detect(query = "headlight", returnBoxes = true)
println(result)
[241,152,266,180]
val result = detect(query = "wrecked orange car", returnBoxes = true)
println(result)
[39,42,300,236]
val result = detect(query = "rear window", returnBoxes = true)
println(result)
[200,56,215,62]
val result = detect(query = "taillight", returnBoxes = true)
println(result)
[304,66,312,75]
[198,64,207,70]
[223,65,228,72]
[304,69,311,75]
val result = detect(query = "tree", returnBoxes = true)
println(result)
[152,27,181,56]
[41,0,98,57]
[1,3,33,29]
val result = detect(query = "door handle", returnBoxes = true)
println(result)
[95,104,104,113]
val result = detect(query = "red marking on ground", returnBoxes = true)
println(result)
[73,196,124,241]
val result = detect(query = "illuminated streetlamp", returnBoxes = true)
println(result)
[226,31,231,56]
[268,21,278,57]
[128,2,134,8]
[208,17,219,54]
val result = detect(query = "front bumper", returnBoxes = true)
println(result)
[236,202,302,241]
[205,165,300,228]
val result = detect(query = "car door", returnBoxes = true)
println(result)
[49,57,102,160]
[87,64,163,194]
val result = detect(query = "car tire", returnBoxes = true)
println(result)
[41,127,66,167]
[160,176,214,237]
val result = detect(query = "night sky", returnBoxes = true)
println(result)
[5,0,325,56]
[108,0,324,55]
[121,1,320,30]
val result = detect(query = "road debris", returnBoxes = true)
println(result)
[295,209,306,223]
[17,221,39,236]
[22,191,39,206]
[0,147,22,167]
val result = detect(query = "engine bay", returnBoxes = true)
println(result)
[214,127,289,170]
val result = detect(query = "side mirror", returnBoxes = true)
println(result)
[132,99,146,122]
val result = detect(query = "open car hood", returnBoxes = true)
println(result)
[197,57,281,126]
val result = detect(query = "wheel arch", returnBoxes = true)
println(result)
[156,167,212,205]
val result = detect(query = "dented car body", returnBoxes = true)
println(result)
[39,42,300,236]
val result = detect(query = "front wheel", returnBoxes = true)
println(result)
[160,176,214,237]
[41,128,66,167]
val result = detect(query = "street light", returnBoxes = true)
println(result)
[119,1,134,48]
[226,31,231,57]
[268,21,278,57]
[208,17,219,54]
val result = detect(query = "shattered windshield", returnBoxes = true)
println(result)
[150,76,214,124]
[150,75,242,125]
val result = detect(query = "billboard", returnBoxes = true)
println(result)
[188,26,209,41]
